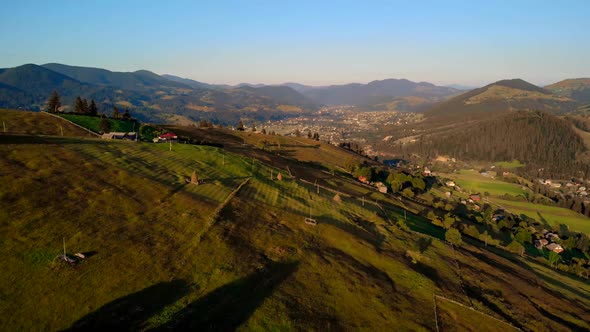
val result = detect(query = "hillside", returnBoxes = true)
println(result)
[0,64,317,124]
[393,110,589,178]
[299,78,460,106]
[42,63,190,91]
[425,79,577,121]
[546,78,590,104]
[1,113,589,331]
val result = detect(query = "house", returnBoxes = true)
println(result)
[546,243,564,253]
[546,233,560,241]
[469,194,481,202]
[445,180,456,187]
[444,191,452,198]
[423,167,432,176]
[158,132,178,141]
[357,176,369,184]
[534,239,549,249]
[375,182,388,194]
[502,171,510,176]
[101,132,136,140]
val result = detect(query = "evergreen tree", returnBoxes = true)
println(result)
[74,96,85,114]
[81,98,89,114]
[122,109,131,120]
[45,90,61,113]
[112,106,120,119]
[307,130,312,138]
[251,123,256,132]
[237,120,245,131]
[88,99,98,116]
[295,129,301,137]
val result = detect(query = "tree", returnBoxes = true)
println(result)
[88,99,98,116]
[99,117,111,133]
[45,90,61,113]
[547,250,560,268]
[307,130,312,139]
[236,120,245,131]
[445,228,463,247]
[74,96,85,113]
[506,240,525,256]
[81,98,89,114]
[122,109,131,120]
[295,128,301,137]
[442,214,456,229]
[401,187,414,199]
[313,132,320,141]
[112,106,121,119]
[480,230,491,246]
[261,128,267,135]
[251,123,256,132]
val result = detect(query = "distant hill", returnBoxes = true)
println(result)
[42,63,189,91]
[299,79,460,106]
[395,110,589,178]
[546,78,590,104]
[161,74,220,90]
[425,79,577,120]
[0,63,318,124]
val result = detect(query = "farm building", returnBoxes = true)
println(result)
[546,243,564,254]
[101,132,136,140]
[375,182,388,193]
[157,132,178,141]
[469,194,481,202]
[534,239,549,249]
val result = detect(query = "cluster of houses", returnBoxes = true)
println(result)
[539,179,589,197]
[534,230,565,253]
[357,176,388,194]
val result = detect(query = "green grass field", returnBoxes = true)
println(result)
[0,109,93,137]
[496,199,590,234]
[1,114,589,331]
[443,169,527,196]
[60,113,138,133]
[495,160,525,169]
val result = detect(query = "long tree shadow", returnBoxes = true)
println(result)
[64,279,191,331]
[153,261,299,331]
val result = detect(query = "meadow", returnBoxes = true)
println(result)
[60,113,138,133]
[0,110,589,331]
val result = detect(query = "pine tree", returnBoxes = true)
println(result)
[295,129,301,137]
[237,120,245,131]
[112,106,120,119]
[81,98,89,114]
[307,130,312,139]
[88,100,98,116]
[45,90,61,113]
[74,97,85,114]
[122,109,131,120]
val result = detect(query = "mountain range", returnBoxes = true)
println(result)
[0,63,589,124]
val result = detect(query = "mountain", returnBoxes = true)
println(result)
[0,64,107,109]
[161,74,220,90]
[0,63,318,124]
[425,79,577,120]
[394,110,589,178]
[299,79,460,106]
[546,78,590,104]
[42,63,189,91]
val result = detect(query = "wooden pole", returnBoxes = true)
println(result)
[169,140,172,151]
[60,125,64,136]
[63,237,66,256]
[2,121,6,133]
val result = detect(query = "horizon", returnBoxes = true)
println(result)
[1,1,589,86]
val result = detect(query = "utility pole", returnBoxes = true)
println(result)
[2,121,5,133]
[362,196,365,206]
[63,237,66,257]
[270,169,273,180]
[222,154,225,166]
[169,140,172,152]
[60,125,64,137]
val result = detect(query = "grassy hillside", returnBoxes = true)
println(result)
[0,127,589,331]
[60,114,138,133]
[0,109,94,137]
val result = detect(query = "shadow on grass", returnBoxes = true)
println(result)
[153,261,299,331]
[64,280,191,331]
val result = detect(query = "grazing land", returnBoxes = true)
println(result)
[0,110,589,331]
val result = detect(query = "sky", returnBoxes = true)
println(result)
[1,0,589,86]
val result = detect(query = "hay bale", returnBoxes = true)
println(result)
[191,170,199,185]
[333,193,342,203]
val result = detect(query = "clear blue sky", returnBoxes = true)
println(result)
[1,0,589,86]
